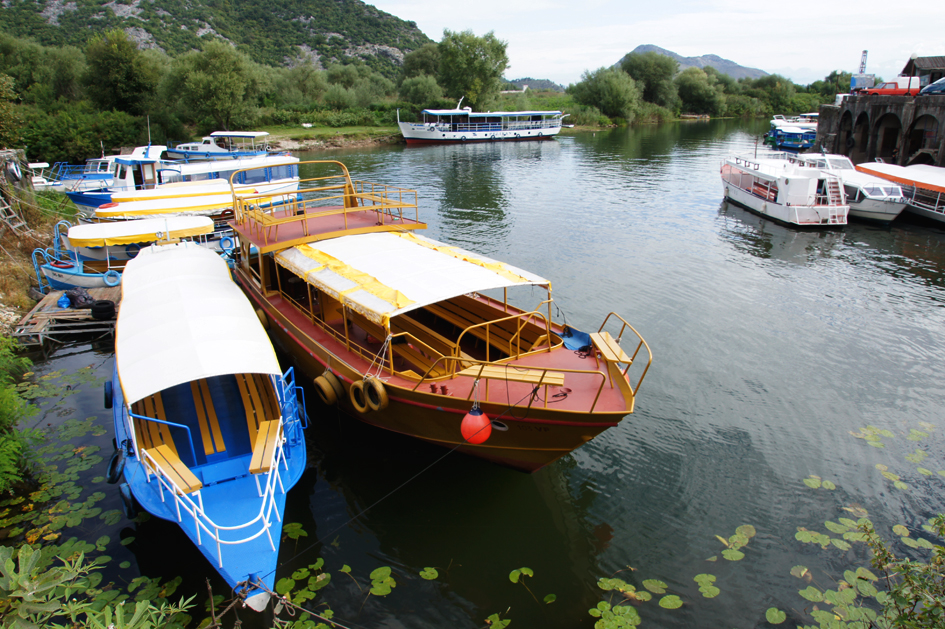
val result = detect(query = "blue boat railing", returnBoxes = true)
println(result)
[134,372,307,569]
[129,413,199,467]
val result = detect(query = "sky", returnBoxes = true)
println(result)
[367,0,945,87]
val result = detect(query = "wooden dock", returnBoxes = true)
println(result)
[13,287,121,349]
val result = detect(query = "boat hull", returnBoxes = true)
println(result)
[238,275,630,473]
[848,198,908,224]
[722,182,847,228]
[398,122,561,145]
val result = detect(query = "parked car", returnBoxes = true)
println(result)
[861,77,921,95]
[919,77,945,95]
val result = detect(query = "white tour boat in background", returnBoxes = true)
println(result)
[721,152,849,227]
[398,101,567,145]
[166,131,272,161]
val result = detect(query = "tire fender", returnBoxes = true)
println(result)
[349,380,370,413]
[365,377,389,412]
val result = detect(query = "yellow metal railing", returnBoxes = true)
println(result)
[229,161,420,245]
[597,312,652,396]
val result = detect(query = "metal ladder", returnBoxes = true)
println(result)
[0,196,29,234]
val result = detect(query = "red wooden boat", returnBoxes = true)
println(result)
[227,161,651,472]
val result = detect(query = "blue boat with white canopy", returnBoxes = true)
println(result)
[397,100,567,144]
[107,242,308,611]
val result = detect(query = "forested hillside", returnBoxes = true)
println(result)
[0,0,432,77]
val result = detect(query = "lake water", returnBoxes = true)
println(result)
[31,119,945,627]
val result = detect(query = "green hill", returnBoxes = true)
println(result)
[0,0,433,78]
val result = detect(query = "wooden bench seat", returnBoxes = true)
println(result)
[590,331,633,388]
[394,342,451,378]
[426,300,541,357]
[132,392,177,457]
[392,314,473,367]
[145,444,202,494]
[249,420,282,474]
[456,364,565,407]
[191,379,225,456]
[235,373,280,450]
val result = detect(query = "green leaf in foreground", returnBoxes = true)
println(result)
[642,579,667,594]
[419,567,438,580]
[543,593,557,604]
[766,607,787,624]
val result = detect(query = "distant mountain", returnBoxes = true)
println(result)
[506,78,566,93]
[0,0,432,78]
[620,45,769,81]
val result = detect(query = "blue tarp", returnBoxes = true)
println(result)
[561,326,591,351]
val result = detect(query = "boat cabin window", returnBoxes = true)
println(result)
[844,184,861,202]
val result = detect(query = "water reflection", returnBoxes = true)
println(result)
[716,200,845,263]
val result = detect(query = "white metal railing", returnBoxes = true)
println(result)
[141,417,288,568]
[408,119,563,133]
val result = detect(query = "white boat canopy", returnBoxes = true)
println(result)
[421,108,563,117]
[209,131,270,139]
[66,216,214,247]
[856,163,945,194]
[276,231,550,326]
[116,243,282,406]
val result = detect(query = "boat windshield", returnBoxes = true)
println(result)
[827,158,854,170]
[862,185,903,198]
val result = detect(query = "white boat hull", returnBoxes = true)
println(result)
[398,122,561,144]
[723,183,848,227]
[848,198,908,224]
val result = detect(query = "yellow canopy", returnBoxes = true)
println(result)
[67,217,214,247]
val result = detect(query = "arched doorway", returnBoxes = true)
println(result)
[850,112,869,164]
[870,113,902,163]
[905,114,940,164]
[838,111,854,157]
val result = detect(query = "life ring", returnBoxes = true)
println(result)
[125,243,141,258]
[103,270,121,287]
[349,380,370,413]
[514,133,520,139]
[100,202,118,209]
[255,308,269,330]
[103,380,113,409]
[50,260,73,269]
[365,377,389,412]
[220,236,235,255]
[119,483,138,519]
[106,450,124,484]
[460,136,467,142]
[314,371,344,405]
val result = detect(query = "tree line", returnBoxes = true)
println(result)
[0,28,853,163]
[567,52,853,125]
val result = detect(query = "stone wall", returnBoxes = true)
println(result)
[815,95,945,167]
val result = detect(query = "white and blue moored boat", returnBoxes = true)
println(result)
[106,243,308,611]
[32,216,215,292]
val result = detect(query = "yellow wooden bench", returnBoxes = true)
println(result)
[427,297,545,357]
[145,444,202,494]
[589,331,633,387]
[249,420,282,474]
[392,315,473,369]
[191,379,225,456]
[456,364,565,407]
[132,392,177,457]
[235,373,281,472]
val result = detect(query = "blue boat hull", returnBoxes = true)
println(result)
[110,367,307,608]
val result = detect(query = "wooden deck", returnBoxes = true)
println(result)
[13,286,121,349]
[232,204,426,253]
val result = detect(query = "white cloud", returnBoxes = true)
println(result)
[367,0,945,86]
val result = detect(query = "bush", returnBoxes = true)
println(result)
[399,75,443,107]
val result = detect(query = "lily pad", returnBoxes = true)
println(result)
[790,565,808,578]
[543,594,556,604]
[766,607,787,624]
[699,585,720,598]
[722,549,745,561]
[825,521,848,534]
[894,480,908,490]
[906,429,928,441]
[736,524,757,538]
[642,579,667,594]
[658,595,682,609]
[803,476,822,489]
[867,441,885,448]
[918,468,933,476]
[822,480,836,490]
[275,578,295,595]
[799,586,824,602]
[893,524,909,536]
[420,567,438,580]
[694,573,716,586]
